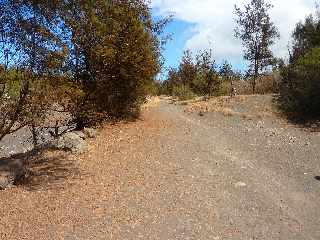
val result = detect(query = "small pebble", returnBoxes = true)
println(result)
[235,182,247,187]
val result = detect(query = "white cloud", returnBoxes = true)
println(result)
[152,0,316,68]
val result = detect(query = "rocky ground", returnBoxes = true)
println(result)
[0,95,319,239]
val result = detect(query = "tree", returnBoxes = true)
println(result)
[0,0,67,142]
[279,5,320,118]
[58,0,165,126]
[234,0,280,94]
[219,61,234,78]
[178,50,197,88]
[195,49,219,96]
[165,67,180,93]
[0,0,168,143]
[163,49,223,99]
[291,9,320,60]
[219,61,236,96]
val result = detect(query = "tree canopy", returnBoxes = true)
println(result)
[234,0,280,93]
[0,0,167,141]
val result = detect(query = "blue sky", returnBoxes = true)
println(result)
[152,0,317,77]
[161,20,195,70]
[157,18,247,78]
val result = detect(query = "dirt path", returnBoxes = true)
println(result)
[1,97,320,239]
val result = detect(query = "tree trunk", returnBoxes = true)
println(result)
[252,74,257,94]
[230,77,236,97]
[253,60,259,94]
[31,124,38,148]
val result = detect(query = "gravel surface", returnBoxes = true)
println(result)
[0,95,319,239]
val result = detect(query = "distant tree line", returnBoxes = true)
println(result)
[159,50,242,100]
[0,0,168,143]
[160,0,320,121]
[159,0,281,100]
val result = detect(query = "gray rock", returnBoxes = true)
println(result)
[73,131,86,139]
[83,128,97,138]
[52,132,88,153]
[0,158,25,190]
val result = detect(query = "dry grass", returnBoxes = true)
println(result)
[234,74,280,95]
[185,94,278,119]
[185,95,245,113]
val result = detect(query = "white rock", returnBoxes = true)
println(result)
[235,182,247,187]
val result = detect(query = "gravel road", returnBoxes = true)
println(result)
[151,99,320,240]
[0,97,319,239]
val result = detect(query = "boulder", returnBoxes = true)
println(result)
[0,157,25,190]
[53,132,88,153]
[83,128,97,138]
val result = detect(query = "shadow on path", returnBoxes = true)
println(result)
[0,148,82,191]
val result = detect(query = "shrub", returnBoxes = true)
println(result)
[232,73,279,95]
[279,47,320,117]
[172,85,196,101]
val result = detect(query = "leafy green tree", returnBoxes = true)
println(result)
[234,0,280,94]
[178,50,197,88]
[164,49,222,99]
[0,0,67,142]
[164,67,180,94]
[58,0,165,127]
[279,6,320,118]
[219,61,234,79]
[219,61,236,96]
[291,10,320,60]
[0,0,168,143]
[195,50,219,96]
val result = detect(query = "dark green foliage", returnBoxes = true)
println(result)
[54,0,166,127]
[292,15,320,60]
[194,50,220,96]
[219,61,236,96]
[0,0,67,142]
[0,0,167,141]
[279,6,320,118]
[279,47,320,117]
[163,49,221,100]
[172,85,195,101]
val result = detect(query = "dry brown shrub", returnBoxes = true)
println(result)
[235,73,280,95]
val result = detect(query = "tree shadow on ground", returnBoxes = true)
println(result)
[1,148,83,191]
[272,96,320,132]
[315,176,320,181]
[287,118,320,132]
